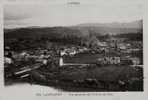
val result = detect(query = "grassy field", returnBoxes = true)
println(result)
[30,64,143,91]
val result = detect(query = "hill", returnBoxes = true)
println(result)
[4,20,143,45]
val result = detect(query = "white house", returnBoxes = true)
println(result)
[4,57,13,64]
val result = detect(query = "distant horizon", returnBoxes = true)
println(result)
[4,19,142,29]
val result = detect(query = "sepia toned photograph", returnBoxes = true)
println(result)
[4,4,143,92]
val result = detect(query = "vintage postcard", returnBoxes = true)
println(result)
[0,0,147,100]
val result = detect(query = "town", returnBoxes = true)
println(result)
[4,30,143,91]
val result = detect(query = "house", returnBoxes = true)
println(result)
[97,41,108,47]
[59,57,64,66]
[97,57,120,65]
[60,50,67,56]
[69,50,77,56]
[130,57,140,65]
[20,51,29,57]
[118,44,126,50]
[4,57,13,65]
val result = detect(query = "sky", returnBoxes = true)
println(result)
[4,0,143,29]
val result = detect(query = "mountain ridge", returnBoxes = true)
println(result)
[4,20,143,39]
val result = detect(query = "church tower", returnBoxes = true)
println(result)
[59,50,64,66]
